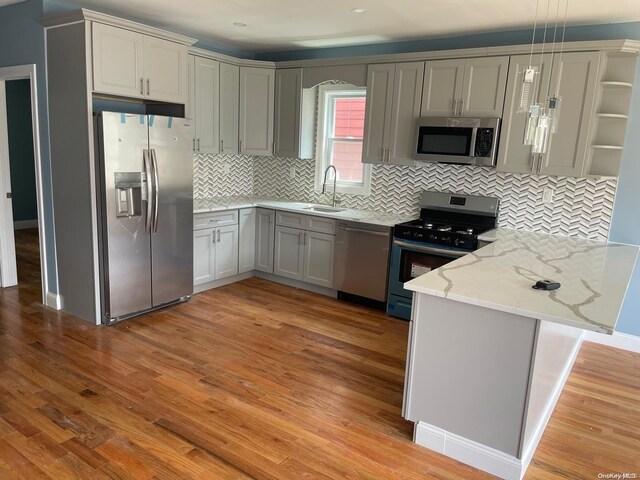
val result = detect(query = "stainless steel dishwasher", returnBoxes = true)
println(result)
[334,220,392,305]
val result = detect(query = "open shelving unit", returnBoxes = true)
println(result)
[588,54,637,177]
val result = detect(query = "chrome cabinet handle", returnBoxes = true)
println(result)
[272,142,276,155]
[151,149,160,233]
[452,98,457,116]
[193,138,196,152]
[459,99,464,116]
[140,78,144,95]
[393,240,469,258]
[197,138,200,152]
[217,229,221,242]
[212,230,216,243]
[239,139,243,153]
[531,154,537,173]
[221,139,224,153]
[146,79,150,96]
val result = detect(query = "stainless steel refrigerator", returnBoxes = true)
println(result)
[94,112,193,324]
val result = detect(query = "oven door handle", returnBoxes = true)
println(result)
[393,240,469,258]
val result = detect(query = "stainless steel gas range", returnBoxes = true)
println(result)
[386,191,500,320]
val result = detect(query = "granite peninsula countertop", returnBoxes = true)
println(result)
[193,196,416,227]
[405,228,639,334]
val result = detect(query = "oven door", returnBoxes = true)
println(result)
[388,240,469,300]
[415,124,476,163]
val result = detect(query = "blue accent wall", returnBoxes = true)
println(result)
[256,21,640,61]
[5,79,38,222]
[0,0,58,294]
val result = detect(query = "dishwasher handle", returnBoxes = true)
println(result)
[337,225,390,237]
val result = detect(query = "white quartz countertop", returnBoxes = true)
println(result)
[405,228,639,334]
[193,196,415,227]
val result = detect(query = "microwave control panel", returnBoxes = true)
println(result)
[474,128,494,157]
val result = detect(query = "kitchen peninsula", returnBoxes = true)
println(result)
[402,228,639,480]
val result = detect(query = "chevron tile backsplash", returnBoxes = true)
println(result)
[195,152,616,241]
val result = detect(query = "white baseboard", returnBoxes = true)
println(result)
[414,333,584,480]
[193,271,253,294]
[414,423,523,480]
[519,332,584,475]
[13,219,38,230]
[45,291,62,310]
[584,330,640,353]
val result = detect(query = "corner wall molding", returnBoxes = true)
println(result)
[45,292,62,310]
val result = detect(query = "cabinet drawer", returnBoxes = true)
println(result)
[276,211,305,229]
[305,216,336,235]
[194,210,238,230]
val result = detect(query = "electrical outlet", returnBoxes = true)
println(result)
[223,162,231,175]
[542,187,554,204]
[289,166,296,178]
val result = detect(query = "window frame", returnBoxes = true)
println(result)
[314,84,371,196]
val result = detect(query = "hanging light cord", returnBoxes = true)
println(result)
[554,0,570,96]
[528,0,541,68]
[545,0,562,98]
[538,0,552,76]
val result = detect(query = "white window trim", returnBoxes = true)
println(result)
[314,84,371,196]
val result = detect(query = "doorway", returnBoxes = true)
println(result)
[0,65,48,305]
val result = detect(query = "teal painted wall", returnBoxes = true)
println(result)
[0,0,57,294]
[5,79,38,222]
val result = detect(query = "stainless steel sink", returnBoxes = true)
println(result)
[303,205,346,213]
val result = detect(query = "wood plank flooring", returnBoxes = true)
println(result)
[0,228,638,479]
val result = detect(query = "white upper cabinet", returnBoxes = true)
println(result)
[92,22,188,104]
[540,51,600,177]
[220,62,240,155]
[274,68,302,158]
[194,56,220,154]
[421,56,509,117]
[460,57,509,117]
[92,23,144,98]
[421,59,464,117]
[239,67,275,156]
[498,54,554,174]
[143,35,188,103]
[363,62,422,166]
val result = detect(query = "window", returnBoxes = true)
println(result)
[315,84,370,196]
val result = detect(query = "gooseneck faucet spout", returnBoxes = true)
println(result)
[322,165,338,207]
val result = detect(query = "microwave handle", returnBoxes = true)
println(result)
[469,127,478,157]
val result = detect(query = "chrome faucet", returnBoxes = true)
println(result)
[321,165,338,207]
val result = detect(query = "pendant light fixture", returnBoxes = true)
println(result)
[522,0,570,155]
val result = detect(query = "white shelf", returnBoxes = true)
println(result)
[601,81,633,88]
[596,113,629,119]
[591,144,623,150]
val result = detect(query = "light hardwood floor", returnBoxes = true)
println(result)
[0,228,638,479]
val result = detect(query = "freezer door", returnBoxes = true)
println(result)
[98,112,153,320]
[148,115,194,306]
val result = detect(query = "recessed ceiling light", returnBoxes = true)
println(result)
[233,22,247,27]
[351,7,367,13]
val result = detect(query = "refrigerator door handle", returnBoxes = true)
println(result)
[143,149,153,233]
[151,148,160,234]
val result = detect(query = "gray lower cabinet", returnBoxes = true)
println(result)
[255,208,275,273]
[238,208,256,273]
[193,223,238,286]
[274,216,336,288]
[193,211,239,287]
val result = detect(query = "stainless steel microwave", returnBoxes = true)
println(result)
[414,117,500,167]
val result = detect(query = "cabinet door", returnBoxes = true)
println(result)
[239,67,275,156]
[255,208,275,273]
[421,59,464,116]
[388,62,424,166]
[302,231,335,288]
[214,225,239,280]
[193,227,215,285]
[460,56,509,117]
[274,226,304,280]
[220,62,239,155]
[540,51,601,177]
[238,208,256,273]
[497,54,553,174]
[274,68,302,158]
[143,36,188,104]
[362,64,395,164]
[186,55,196,122]
[194,57,220,154]
[92,23,144,98]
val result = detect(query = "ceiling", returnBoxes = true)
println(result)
[48,0,640,53]
[0,0,26,6]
